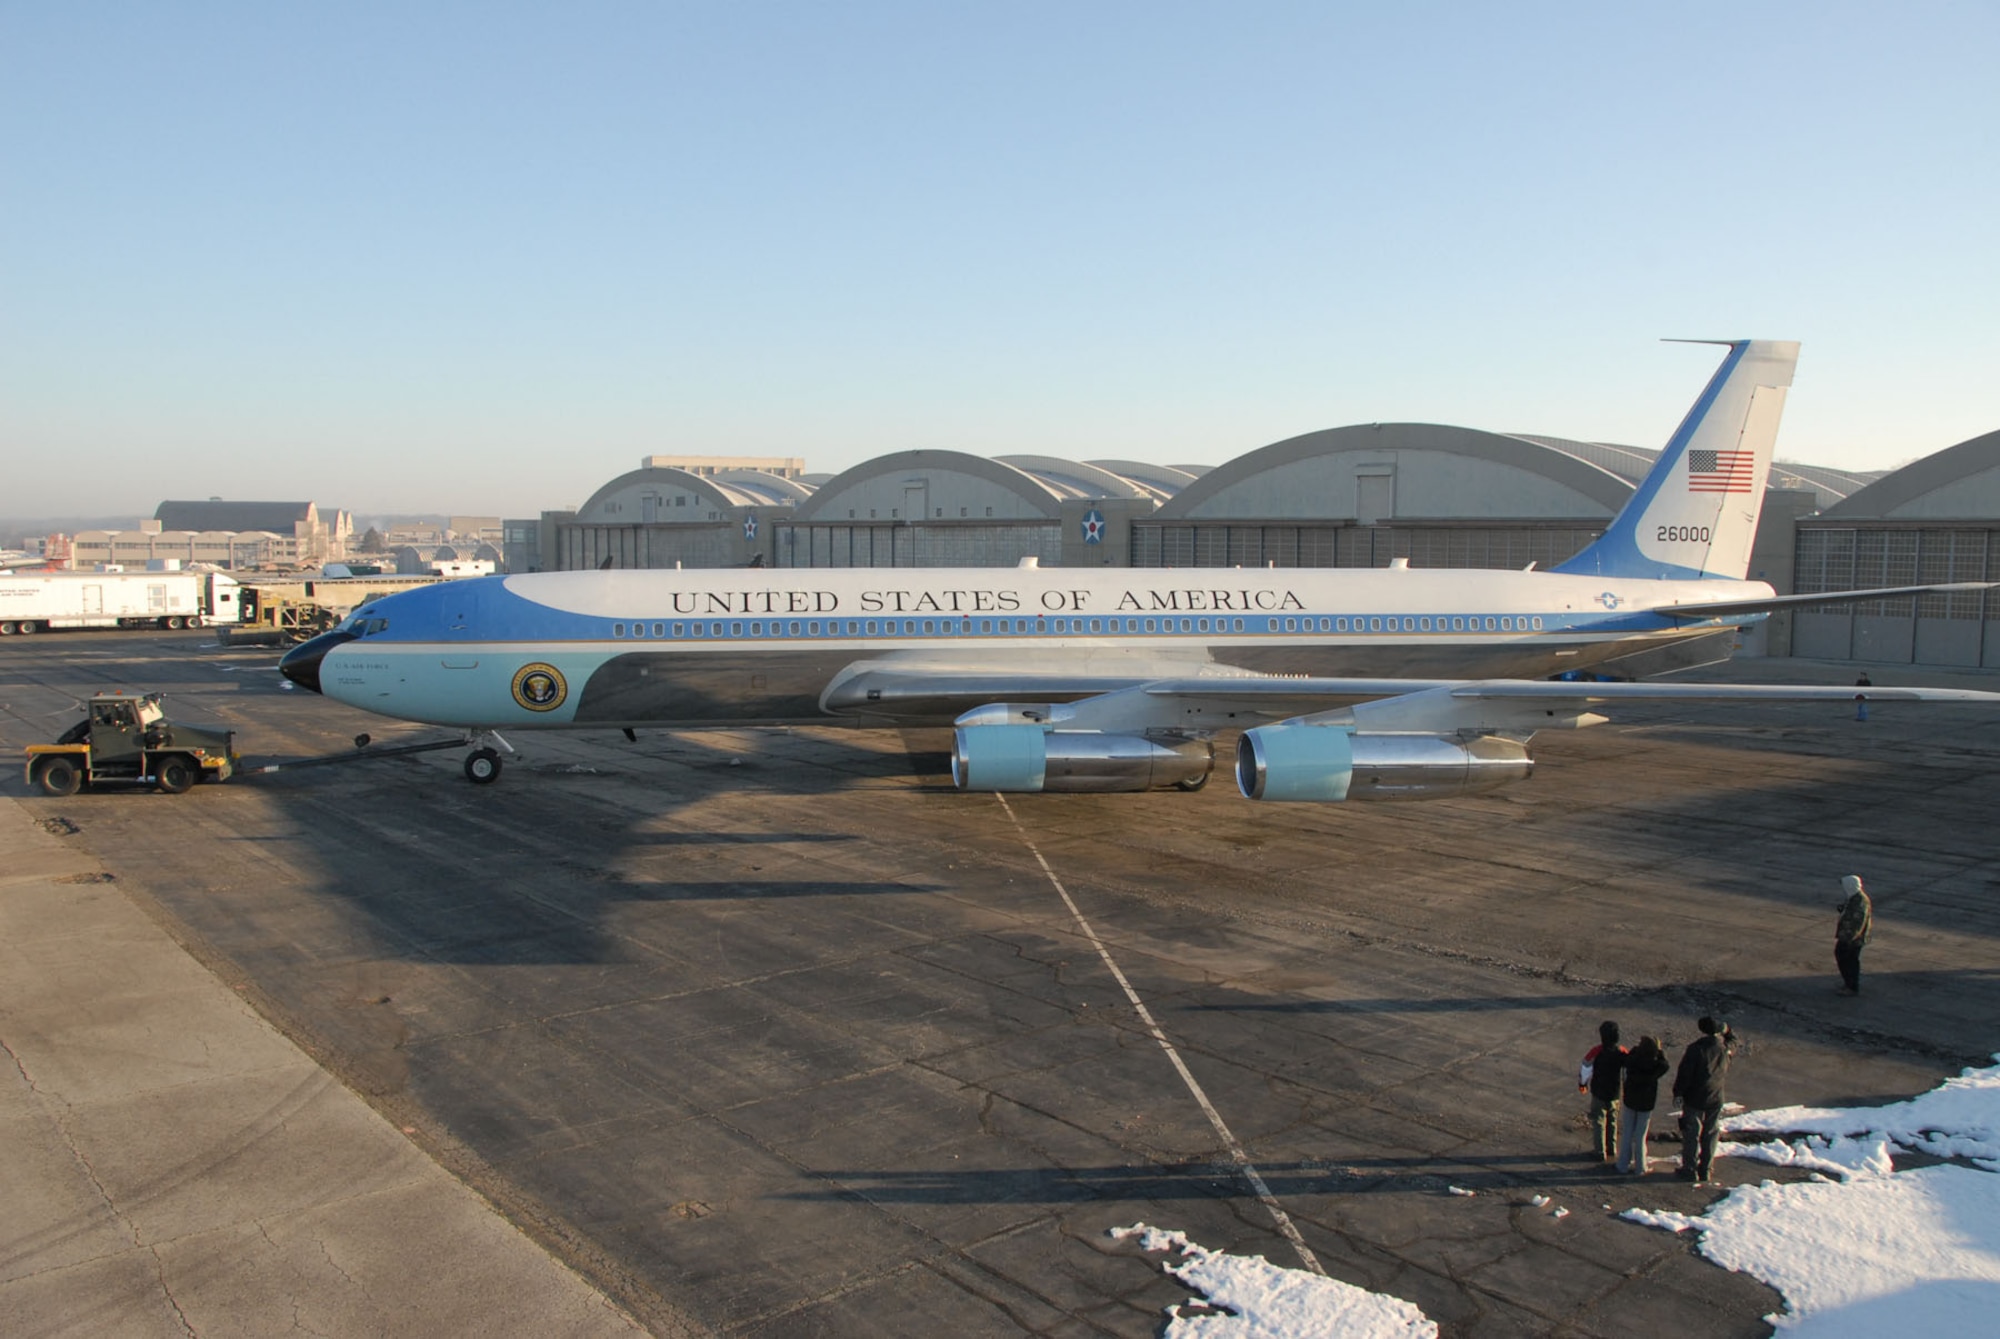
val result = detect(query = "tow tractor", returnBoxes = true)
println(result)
[25,692,240,796]
[23,690,509,797]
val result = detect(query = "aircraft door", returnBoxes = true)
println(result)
[439,581,486,669]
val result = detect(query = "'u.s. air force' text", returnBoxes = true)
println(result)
[650,587,1309,615]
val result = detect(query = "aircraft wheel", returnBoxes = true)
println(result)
[1175,771,1210,792]
[155,755,197,794]
[36,757,82,798]
[464,748,503,785]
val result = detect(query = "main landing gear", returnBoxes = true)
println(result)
[462,730,514,785]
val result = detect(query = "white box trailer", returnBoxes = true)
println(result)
[0,571,244,635]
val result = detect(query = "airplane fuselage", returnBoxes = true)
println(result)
[292,566,1768,730]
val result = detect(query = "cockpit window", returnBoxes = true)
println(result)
[339,608,391,637]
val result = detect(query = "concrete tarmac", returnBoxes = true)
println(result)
[4,628,1998,1336]
[0,797,657,1337]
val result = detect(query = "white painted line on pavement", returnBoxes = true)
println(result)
[995,794,1324,1275]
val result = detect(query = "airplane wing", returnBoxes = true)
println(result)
[834,653,2000,736]
[942,667,2000,799]
[1654,581,1997,619]
[1133,675,2000,735]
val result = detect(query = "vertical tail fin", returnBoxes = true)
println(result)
[1554,340,1799,580]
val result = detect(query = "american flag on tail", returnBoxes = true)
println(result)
[1687,448,1756,493]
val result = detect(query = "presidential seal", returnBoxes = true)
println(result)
[511,663,568,712]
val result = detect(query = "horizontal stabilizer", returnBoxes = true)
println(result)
[1655,581,1999,619]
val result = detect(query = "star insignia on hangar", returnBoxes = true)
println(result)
[1081,509,1106,544]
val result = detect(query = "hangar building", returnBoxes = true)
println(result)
[1791,429,2000,668]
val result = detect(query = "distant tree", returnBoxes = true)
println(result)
[358,526,386,554]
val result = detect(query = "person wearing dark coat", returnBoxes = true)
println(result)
[1581,1020,1626,1163]
[1615,1036,1670,1174]
[1836,874,1872,995]
[1673,1016,1736,1183]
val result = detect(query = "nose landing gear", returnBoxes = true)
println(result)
[462,730,514,784]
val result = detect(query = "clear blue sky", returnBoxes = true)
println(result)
[4,2,1994,519]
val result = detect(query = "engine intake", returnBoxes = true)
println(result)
[953,725,1213,793]
[1236,726,1531,802]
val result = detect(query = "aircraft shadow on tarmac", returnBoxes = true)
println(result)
[780,1154,1647,1205]
[1191,969,2000,1070]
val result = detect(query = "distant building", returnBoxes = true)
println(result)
[447,515,504,545]
[70,523,288,571]
[150,501,352,567]
[642,454,806,480]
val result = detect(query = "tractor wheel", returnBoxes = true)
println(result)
[36,757,82,797]
[155,755,197,794]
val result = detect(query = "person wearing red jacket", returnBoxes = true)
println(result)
[1579,1020,1626,1163]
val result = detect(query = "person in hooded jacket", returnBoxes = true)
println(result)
[1673,1016,1736,1184]
[1581,1020,1626,1163]
[1615,1035,1670,1175]
[1836,874,1872,995]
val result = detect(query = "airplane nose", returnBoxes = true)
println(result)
[279,631,353,694]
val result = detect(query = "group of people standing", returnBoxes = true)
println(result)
[1575,873,1877,1184]
[1581,1016,1736,1182]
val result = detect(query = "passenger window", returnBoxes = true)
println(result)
[1532,617,1544,630]
[981,620,992,633]
[1145,619,1156,632]
[652,623,663,637]
[1233,618,1244,632]
[865,620,877,635]
[1369,617,1382,632]
[1090,619,1101,632]
[673,622,684,636]
[731,622,743,636]
[748,622,760,636]
[614,623,625,637]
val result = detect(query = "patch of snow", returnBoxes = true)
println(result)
[1110,1224,1438,1338]
[1625,1056,2000,1334]
[1723,1054,2000,1163]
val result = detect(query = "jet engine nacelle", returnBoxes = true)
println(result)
[1235,726,1532,802]
[953,724,1213,793]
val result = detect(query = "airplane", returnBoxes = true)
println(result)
[280,339,2000,797]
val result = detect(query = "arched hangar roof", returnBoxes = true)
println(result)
[1820,428,2000,520]
[1156,424,1635,521]
[1085,459,1208,501]
[994,456,1150,501]
[791,450,1065,522]
[576,466,790,522]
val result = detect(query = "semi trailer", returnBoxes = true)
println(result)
[0,570,244,635]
